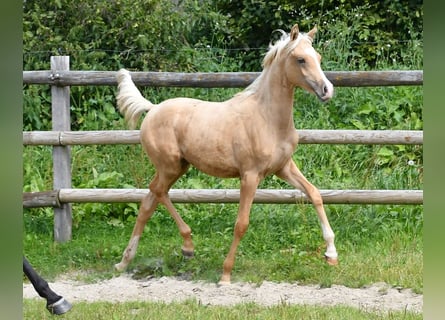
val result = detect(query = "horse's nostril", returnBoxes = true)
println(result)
[323,85,328,94]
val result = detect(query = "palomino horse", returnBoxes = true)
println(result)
[114,24,338,284]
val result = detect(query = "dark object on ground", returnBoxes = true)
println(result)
[23,256,72,315]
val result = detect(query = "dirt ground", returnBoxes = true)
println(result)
[23,273,422,314]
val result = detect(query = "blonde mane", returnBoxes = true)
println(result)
[239,30,312,97]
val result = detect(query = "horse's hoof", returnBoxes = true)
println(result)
[181,249,194,259]
[47,297,72,315]
[325,255,338,266]
[218,274,231,286]
[114,262,126,272]
[218,280,231,286]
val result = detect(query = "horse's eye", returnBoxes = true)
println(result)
[297,58,305,64]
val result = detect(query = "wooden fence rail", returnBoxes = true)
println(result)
[23,56,423,242]
[23,70,423,87]
[23,189,423,208]
[23,129,423,146]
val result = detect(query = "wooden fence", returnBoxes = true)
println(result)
[23,56,423,242]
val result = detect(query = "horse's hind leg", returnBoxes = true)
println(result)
[116,161,194,272]
[151,166,194,257]
[276,160,338,265]
[115,189,159,271]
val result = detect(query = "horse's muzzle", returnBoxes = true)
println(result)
[317,80,334,102]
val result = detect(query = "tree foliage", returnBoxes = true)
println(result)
[215,0,423,70]
[23,0,422,71]
[23,0,230,71]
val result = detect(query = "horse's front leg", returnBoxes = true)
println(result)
[276,160,338,265]
[219,172,260,285]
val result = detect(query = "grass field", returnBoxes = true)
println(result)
[23,299,422,320]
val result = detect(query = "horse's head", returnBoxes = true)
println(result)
[283,24,334,102]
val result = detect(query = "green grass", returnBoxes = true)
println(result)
[23,203,422,293]
[23,299,422,320]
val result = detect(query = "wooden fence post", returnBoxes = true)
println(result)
[51,56,72,242]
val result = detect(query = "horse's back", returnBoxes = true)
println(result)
[139,97,241,175]
[142,97,231,134]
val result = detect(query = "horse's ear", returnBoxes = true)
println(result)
[307,25,318,40]
[290,24,299,41]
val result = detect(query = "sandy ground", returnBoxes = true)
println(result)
[23,273,422,314]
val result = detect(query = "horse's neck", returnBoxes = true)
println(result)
[251,66,296,130]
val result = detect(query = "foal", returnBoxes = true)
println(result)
[115,24,338,284]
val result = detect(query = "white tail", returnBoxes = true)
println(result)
[116,69,154,129]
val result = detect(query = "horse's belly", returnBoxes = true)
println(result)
[185,152,240,178]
